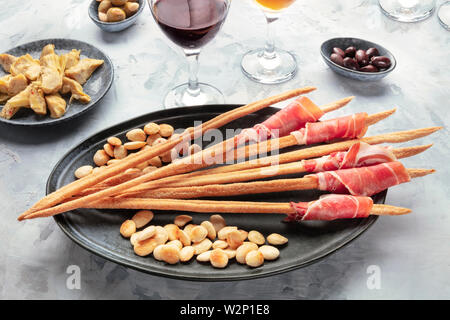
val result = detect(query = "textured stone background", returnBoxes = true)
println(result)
[0,0,449,299]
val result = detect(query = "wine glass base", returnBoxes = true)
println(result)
[241,48,297,84]
[438,2,450,30]
[163,83,225,109]
[378,0,435,23]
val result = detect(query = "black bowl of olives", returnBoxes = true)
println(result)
[321,37,396,81]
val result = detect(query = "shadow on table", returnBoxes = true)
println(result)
[328,72,390,97]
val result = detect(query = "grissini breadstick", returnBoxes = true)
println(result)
[49,195,412,221]
[114,144,431,197]
[21,93,354,221]
[119,126,440,196]
[18,87,316,219]
[130,165,434,200]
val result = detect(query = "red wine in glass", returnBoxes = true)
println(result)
[152,0,229,49]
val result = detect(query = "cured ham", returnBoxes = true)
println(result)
[237,96,324,143]
[312,161,411,196]
[303,142,397,172]
[290,112,368,145]
[287,194,374,221]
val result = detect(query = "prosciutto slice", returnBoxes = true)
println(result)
[290,112,368,145]
[238,96,324,143]
[287,194,373,221]
[303,142,397,172]
[312,161,411,196]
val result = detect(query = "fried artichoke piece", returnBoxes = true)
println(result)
[61,77,90,104]
[39,44,55,60]
[10,54,41,81]
[45,93,66,118]
[65,58,104,85]
[0,53,17,73]
[0,74,28,96]
[60,49,81,71]
[39,44,63,94]
[0,84,32,119]
[29,82,47,115]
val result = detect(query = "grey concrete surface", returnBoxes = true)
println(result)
[0,0,449,299]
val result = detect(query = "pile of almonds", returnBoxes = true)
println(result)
[74,122,200,179]
[120,211,288,269]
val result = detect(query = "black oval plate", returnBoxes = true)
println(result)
[49,105,384,281]
[0,38,113,126]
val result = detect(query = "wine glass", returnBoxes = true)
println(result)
[241,0,297,84]
[438,1,450,30]
[378,0,436,22]
[148,0,231,109]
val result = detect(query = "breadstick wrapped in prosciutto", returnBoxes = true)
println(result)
[288,194,374,221]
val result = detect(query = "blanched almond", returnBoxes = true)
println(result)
[167,240,183,250]
[146,133,161,146]
[184,224,196,236]
[93,150,110,166]
[160,245,180,264]
[134,237,159,257]
[144,122,160,135]
[148,156,162,167]
[201,221,216,240]
[120,220,136,238]
[210,214,226,232]
[153,226,169,244]
[226,230,244,249]
[179,246,195,262]
[238,230,248,241]
[190,226,208,243]
[267,233,288,246]
[193,238,212,255]
[152,137,167,147]
[236,242,258,264]
[248,230,265,245]
[124,141,146,150]
[245,250,264,268]
[153,244,164,261]
[212,240,228,250]
[196,250,211,262]
[218,226,237,240]
[159,124,174,137]
[164,224,180,241]
[174,215,192,227]
[258,245,280,261]
[74,165,93,179]
[126,129,146,142]
[134,225,156,242]
[132,210,154,228]
[177,229,191,246]
[103,143,115,157]
[107,136,122,146]
[130,232,141,246]
[113,145,128,159]
[210,249,228,268]
[223,249,236,259]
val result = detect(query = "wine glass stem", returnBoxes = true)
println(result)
[184,49,201,97]
[264,16,278,59]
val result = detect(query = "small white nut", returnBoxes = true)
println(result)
[152,137,167,147]
[196,250,211,262]
[223,249,236,259]
[153,244,164,261]
[148,156,162,167]
[192,238,212,255]
[164,224,180,241]
[210,214,226,232]
[167,240,183,250]
[153,226,169,244]
[248,230,265,245]
[218,226,237,240]
[146,133,161,146]
[179,246,195,262]
[236,242,258,264]
[267,233,288,246]
[107,136,122,146]
[226,230,244,250]
[174,215,192,227]
[159,123,174,137]
[120,220,136,238]
[190,226,208,243]
[238,230,248,241]
[126,128,146,142]
[93,150,110,166]
[134,226,156,242]
[74,165,93,179]
[258,245,280,261]
[130,232,141,246]
[177,229,191,247]
[160,245,180,264]
[200,221,216,240]
[210,249,229,268]
[245,250,264,268]
[212,240,228,250]
[131,210,154,228]
[184,224,196,236]
[103,143,115,157]
[144,122,160,135]
[113,145,128,159]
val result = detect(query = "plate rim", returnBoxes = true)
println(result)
[49,104,383,281]
[0,38,114,127]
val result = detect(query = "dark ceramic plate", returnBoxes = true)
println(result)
[49,105,384,281]
[0,38,113,126]
[321,37,396,81]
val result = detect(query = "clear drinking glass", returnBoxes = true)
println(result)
[378,0,436,22]
[438,1,450,30]
[241,0,297,84]
[148,0,230,108]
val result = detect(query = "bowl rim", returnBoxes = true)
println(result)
[88,0,145,26]
[320,37,397,76]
